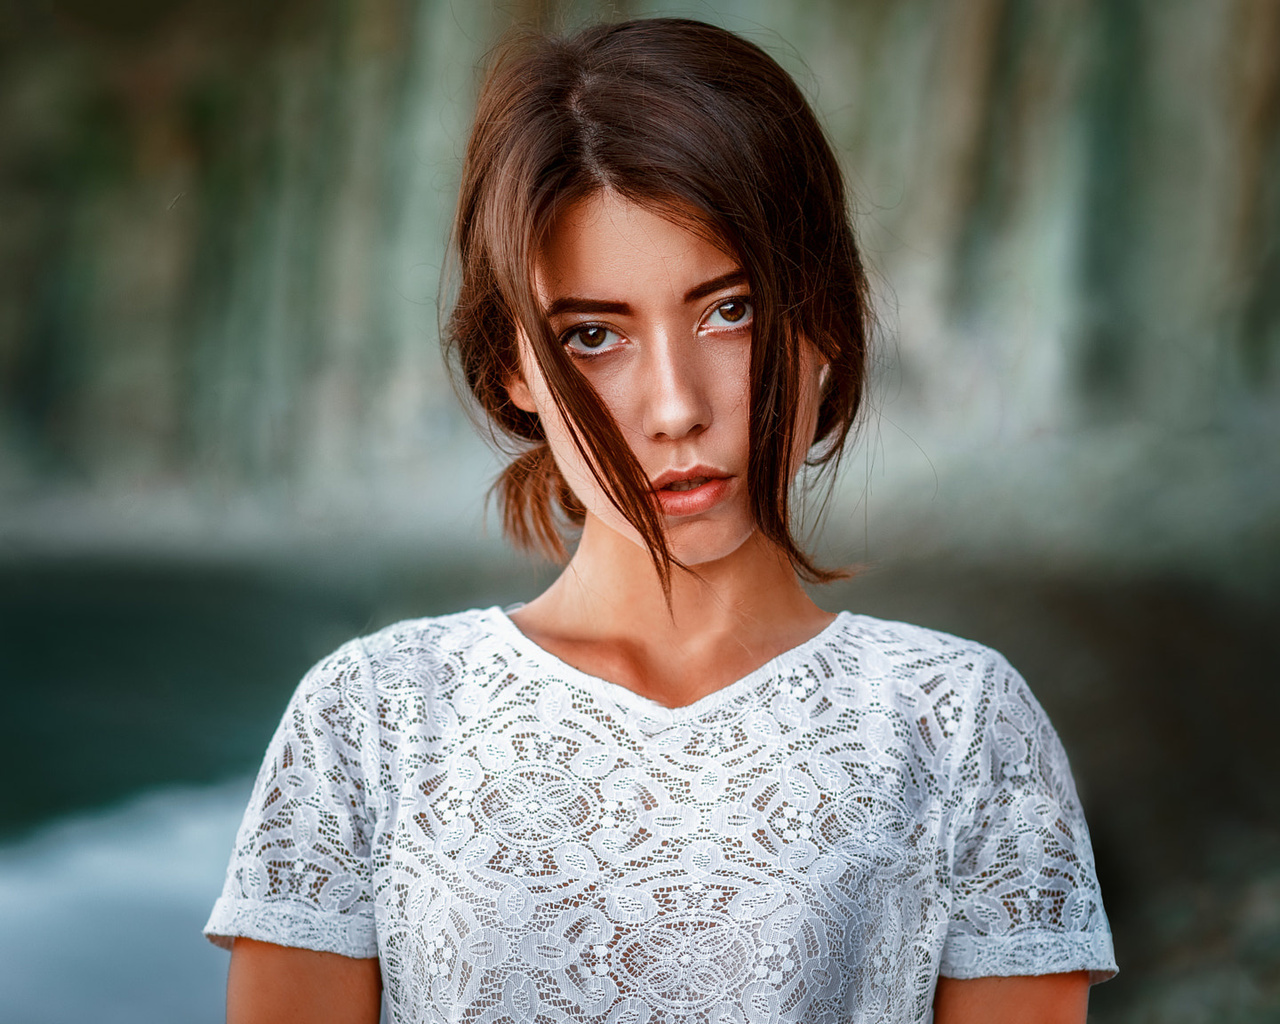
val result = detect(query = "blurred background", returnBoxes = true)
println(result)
[1,0,1278,1020]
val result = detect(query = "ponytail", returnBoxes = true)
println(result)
[493,443,586,562]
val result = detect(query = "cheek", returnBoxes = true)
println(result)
[534,393,589,480]
[510,337,645,537]
[512,346,586,478]
[525,374,621,516]
[513,340,576,456]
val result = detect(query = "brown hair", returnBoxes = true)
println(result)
[444,17,871,588]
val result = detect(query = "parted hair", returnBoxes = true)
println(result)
[443,17,872,588]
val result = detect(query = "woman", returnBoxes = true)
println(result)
[206,18,1116,1023]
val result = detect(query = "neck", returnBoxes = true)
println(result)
[566,517,814,633]
[509,515,835,706]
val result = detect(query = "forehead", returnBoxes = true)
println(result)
[536,190,738,302]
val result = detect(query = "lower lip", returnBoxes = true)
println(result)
[654,477,732,517]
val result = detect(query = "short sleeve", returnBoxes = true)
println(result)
[204,639,381,958]
[940,654,1117,982]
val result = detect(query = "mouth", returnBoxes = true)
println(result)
[649,467,732,516]
[650,466,728,491]
[661,476,712,493]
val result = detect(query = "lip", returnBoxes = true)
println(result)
[650,465,733,517]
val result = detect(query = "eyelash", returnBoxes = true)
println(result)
[558,297,754,356]
[704,297,753,330]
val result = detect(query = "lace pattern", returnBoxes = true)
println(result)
[206,608,1116,1022]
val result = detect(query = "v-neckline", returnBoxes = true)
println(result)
[487,605,847,722]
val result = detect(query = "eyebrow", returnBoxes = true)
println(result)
[543,269,748,319]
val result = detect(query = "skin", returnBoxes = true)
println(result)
[506,190,833,708]
[224,191,1092,1023]
[226,938,380,1024]
[933,972,1092,1023]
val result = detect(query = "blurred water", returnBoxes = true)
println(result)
[0,781,246,1024]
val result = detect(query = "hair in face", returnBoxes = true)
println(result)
[444,17,871,588]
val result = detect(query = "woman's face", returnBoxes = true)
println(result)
[507,190,824,567]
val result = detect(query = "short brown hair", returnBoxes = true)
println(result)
[444,18,871,587]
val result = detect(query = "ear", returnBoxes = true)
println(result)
[505,371,538,414]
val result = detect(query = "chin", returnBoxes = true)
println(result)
[586,508,758,571]
[663,521,759,568]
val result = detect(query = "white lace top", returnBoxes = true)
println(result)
[206,607,1116,1023]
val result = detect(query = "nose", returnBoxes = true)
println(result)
[640,336,712,441]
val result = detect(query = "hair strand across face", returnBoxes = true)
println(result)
[444,18,872,588]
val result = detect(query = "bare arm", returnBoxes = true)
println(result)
[227,938,382,1024]
[933,971,1091,1024]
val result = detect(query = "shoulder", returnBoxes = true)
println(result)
[829,617,1090,826]
[827,611,1003,660]
[283,607,507,711]
[315,606,532,716]
[818,612,1044,767]
[279,607,515,771]
[355,605,501,661]
[822,611,1021,703]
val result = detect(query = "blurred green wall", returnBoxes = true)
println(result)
[1,0,1277,583]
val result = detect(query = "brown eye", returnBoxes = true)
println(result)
[563,324,622,354]
[706,298,753,328]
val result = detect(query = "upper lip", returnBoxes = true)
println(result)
[649,465,730,490]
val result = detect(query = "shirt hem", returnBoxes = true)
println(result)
[203,896,378,959]
[939,930,1117,984]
